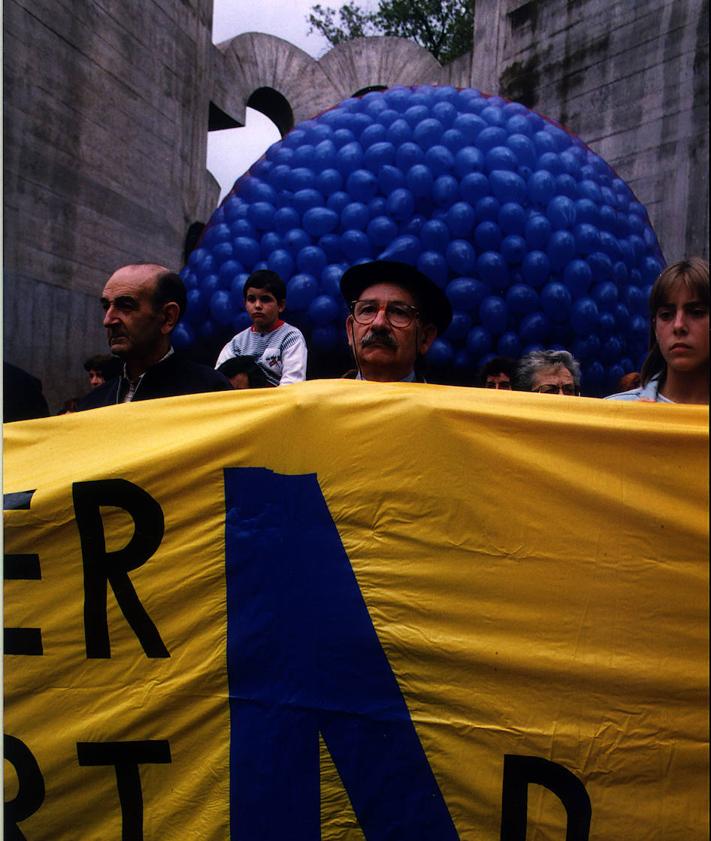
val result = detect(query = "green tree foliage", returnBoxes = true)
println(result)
[307,1,474,65]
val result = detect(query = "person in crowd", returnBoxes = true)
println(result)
[3,361,50,422]
[217,355,269,389]
[606,257,709,404]
[83,353,121,390]
[340,260,452,382]
[58,397,79,414]
[478,357,517,390]
[215,270,307,386]
[616,371,641,392]
[77,263,230,410]
[515,349,581,396]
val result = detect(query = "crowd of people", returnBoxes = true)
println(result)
[4,256,709,421]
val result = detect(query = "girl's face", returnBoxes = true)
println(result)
[654,282,709,373]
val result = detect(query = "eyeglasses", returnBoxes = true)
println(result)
[351,300,419,328]
[533,384,580,396]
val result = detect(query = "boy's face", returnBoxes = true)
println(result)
[244,287,285,332]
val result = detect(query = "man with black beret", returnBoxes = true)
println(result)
[340,260,452,382]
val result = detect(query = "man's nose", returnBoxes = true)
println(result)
[103,307,116,326]
[372,305,390,328]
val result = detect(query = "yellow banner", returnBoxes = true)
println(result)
[4,381,708,840]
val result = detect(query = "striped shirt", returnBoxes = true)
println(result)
[215,320,307,386]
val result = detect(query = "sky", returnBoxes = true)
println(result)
[207,0,340,200]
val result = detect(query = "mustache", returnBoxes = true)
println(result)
[360,329,398,350]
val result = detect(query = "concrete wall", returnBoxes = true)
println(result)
[477,0,709,264]
[3,0,241,410]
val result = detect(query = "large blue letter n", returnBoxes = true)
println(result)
[225,467,458,840]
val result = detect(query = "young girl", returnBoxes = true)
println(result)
[607,257,709,404]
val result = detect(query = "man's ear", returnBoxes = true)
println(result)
[161,302,181,334]
[418,324,437,355]
[278,300,286,314]
[345,314,355,348]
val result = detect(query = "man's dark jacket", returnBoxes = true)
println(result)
[76,353,231,410]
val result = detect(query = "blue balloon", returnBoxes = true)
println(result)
[446,202,476,238]
[308,294,340,327]
[297,245,327,276]
[446,239,476,275]
[460,172,490,204]
[500,234,527,264]
[466,325,492,357]
[485,147,518,172]
[367,215,398,247]
[519,312,550,344]
[592,280,619,311]
[475,126,507,151]
[547,230,576,270]
[341,202,370,230]
[283,228,310,255]
[477,252,509,292]
[447,278,487,313]
[497,331,521,358]
[233,237,260,268]
[506,283,538,315]
[386,188,415,221]
[443,311,472,342]
[571,297,599,335]
[420,219,450,250]
[395,141,425,170]
[563,259,594,297]
[364,141,396,170]
[380,234,421,263]
[273,207,300,234]
[406,164,434,197]
[541,282,572,323]
[475,221,502,251]
[172,322,194,350]
[317,168,343,195]
[479,296,508,335]
[425,145,455,176]
[489,170,527,203]
[433,175,459,206]
[547,196,577,229]
[413,118,444,147]
[287,274,319,310]
[346,169,378,202]
[303,206,338,237]
[209,290,233,326]
[472,197,498,224]
[293,189,323,214]
[418,251,449,287]
[498,202,526,235]
[426,338,454,368]
[524,214,552,249]
[522,251,551,288]
[341,229,371,261]
[267,249,295,280]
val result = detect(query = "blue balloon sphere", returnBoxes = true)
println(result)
[186,85,665,391]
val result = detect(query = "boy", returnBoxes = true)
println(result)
[215,270,307,386]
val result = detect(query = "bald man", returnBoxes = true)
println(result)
[77,263,230,410]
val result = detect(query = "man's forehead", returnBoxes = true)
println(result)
[358,282,415,304]
[536,365,573,381]
[102,266,158,299]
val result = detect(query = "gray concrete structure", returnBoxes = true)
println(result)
[3,0,242,410]
[4,0,708,410]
